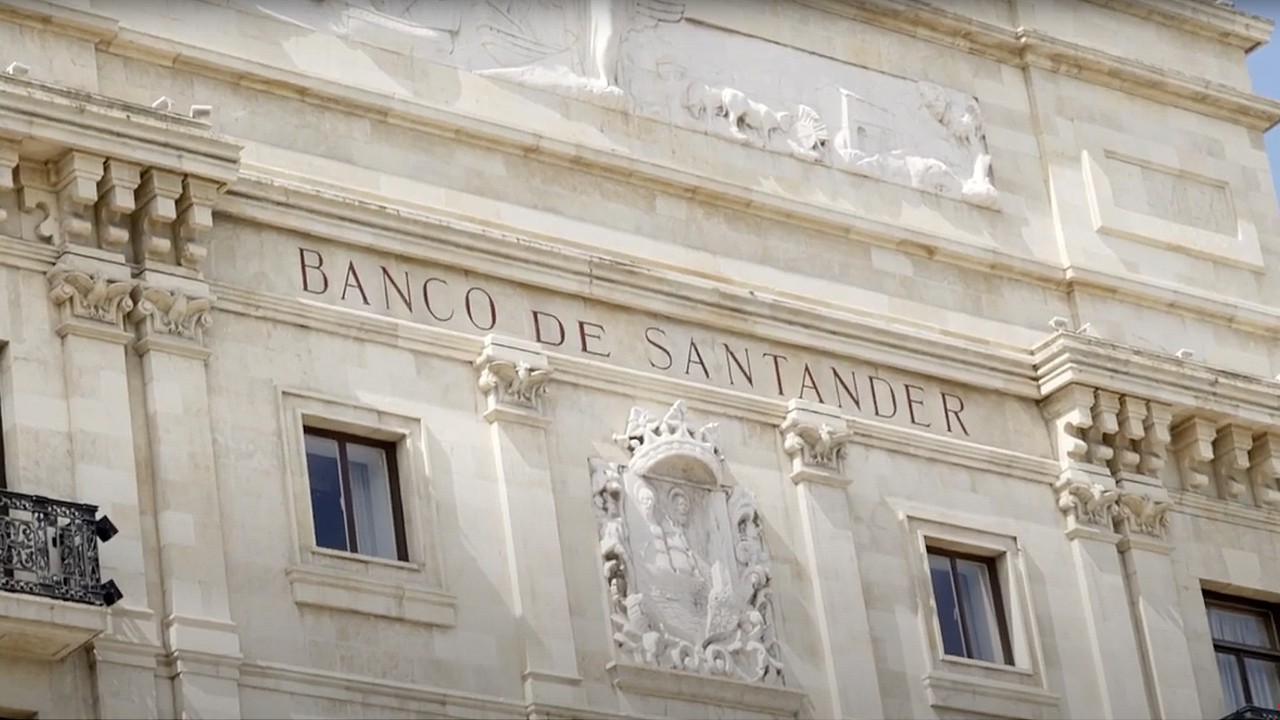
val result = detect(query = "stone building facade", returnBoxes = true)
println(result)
[0,0,1279,718]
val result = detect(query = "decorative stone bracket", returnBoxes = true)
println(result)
[474,335,553,425]
[1041,384,1172,489]
[779,399,854,487]
[0,72,241,274]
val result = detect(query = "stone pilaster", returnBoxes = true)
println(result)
[46,254,162,720]
[778,399,883,720]
[1114,488,1202,720]
[475,335,584,711]
[127,271,241,719]
[1042,385,1152,720]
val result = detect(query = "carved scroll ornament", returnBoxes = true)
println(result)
[593,401,784,686]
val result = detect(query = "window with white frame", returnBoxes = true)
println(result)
[303,427,407,562]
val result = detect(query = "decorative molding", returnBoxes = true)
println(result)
[923,670,1061,720]
[779,400,854,487]
[127,285,214,345]
[46,265,135,329]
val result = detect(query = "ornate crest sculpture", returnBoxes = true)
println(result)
[591,401,784,685]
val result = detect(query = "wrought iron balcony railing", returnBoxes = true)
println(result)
[0,489,121,607]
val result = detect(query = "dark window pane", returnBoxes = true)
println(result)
[929,553,966,658]
[305,435,348,553]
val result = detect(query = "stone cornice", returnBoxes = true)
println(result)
[1081,0,1274,52]
[1017,29,1280,132]
[0,73,240,183]
[797,0,1280,131]
[1033,332,1280,428]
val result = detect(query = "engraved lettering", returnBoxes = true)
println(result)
[299,248,329,295]
[578,320,611,358]
[942,392,970,436]
[464,287,497,331]
[685,339,710,379]
[421,278,453,322]
[762,352,788,396]
[532,310,566,347]
[380,266,413,312]
[904,384,931,428]
[723,344,754,387]
[645,327,673,370]
[799,363,824,404]
[831,368,862,412]
[341,261,370,306]
[869,377,898,419]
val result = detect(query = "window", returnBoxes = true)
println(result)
[927,548,1013,666]
[303,428,407,562]
[1207,593,1280,714]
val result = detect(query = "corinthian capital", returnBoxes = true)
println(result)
[474,336,553,425]
[47,266,136,330]
[779,399,854,486]
[128,284,214,346]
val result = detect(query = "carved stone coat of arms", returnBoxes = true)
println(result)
[591,401,784,685]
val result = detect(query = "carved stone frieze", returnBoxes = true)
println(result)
[780,418,853,472]
[47,267,136,328]
[593,401,784,687]
[226,0,997,206]
[127,285,215,345]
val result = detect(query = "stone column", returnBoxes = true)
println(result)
[46,255,162,720]
[779,400,883,720]
[475,335,584,711]
[128,273,242,719]
[1043,386,1151,720]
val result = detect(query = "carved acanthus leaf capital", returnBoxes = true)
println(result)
[1056,480,1122,529]
[47,267,136,328]
[476,358,553,410]
[1115,492,1173,539]
[127,285,214,345]
[779,415,854,476]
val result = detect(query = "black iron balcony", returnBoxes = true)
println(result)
[1223,706,1280,720]
[0,489,122,607]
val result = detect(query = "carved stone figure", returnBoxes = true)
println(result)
[592,401,784,685]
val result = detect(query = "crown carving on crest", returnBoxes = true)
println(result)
[613,400,723,485]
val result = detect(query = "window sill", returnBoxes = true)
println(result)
[285,565,456,628]
[923,669,1060,720]
[940,653,1036,677]
[607,661,807,716]
[308,545,420,572]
